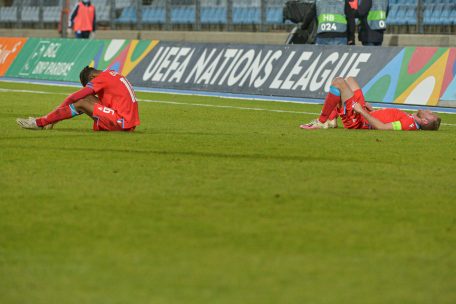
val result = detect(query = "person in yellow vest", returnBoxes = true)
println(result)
[68,0,96,39]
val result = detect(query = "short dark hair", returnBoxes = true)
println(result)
[421,116,441,131]
[79,66,95,87]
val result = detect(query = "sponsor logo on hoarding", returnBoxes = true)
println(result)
[0,37,27,76]
[0,42,22,64]
[19,41,75,77]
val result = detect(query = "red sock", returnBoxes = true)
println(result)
[329,109,338,120]
[319,86,341,123]
[36,104,79,127]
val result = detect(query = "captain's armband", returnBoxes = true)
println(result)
[391,121,402,131]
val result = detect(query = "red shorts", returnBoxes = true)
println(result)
[92,103,135,132]
[337,89,368,129]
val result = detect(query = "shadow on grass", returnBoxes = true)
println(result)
[3,143,372,164]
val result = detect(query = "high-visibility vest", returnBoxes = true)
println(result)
[74,2,95,32]
[367,0,388,30]
[316,0,347,34]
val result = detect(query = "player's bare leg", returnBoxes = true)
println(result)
[344,76,361,93]
[72,95,98,118]
[300,77,352,129]
[345,76,377,112]
[333,77,354,103]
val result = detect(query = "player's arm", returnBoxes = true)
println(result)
[60,87,95,107]
[68,3,79,28]
[92,7,96,32]
[365,102,373,112]
[353,102,394,130]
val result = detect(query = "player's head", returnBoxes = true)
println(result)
[415,110,441,131]
[79,66,96,87]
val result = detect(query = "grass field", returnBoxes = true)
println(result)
[1,80,456,304]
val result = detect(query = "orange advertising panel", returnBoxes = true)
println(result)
[0,37,27,76]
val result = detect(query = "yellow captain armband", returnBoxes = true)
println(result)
[391,121,402,131]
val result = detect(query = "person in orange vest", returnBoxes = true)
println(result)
[68,0,96,39]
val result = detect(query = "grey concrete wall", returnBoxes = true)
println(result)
[0,29,455,47]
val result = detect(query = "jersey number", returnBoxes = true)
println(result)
[321,23,337,31]
[102,107,115,115]
[120,77,137,103]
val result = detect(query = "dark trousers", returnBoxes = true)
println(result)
[362,42,382,46]
[75,31,91,39]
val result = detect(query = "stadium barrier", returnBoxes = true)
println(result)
[1,37,455,107]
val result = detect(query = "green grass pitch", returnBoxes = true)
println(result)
[1,80,455,303]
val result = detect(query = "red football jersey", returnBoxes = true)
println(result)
[369,108,419,131]
[87,70,140,129]
[338,89,366,129]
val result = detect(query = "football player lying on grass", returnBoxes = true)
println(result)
[300,76,441,131]
[17,66,140,131]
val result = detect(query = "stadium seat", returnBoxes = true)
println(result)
[232,7,242,24]
[451,5,456,25]
[22,6,39,22]
[386,4,400,25]
[117,6,135,23]
[394,5,408,26]
[201,6,226,24]
[150,7,166,23]
[171,7,181,23]
[183,7,191,24]
[0,7,17,22]
[423,4,434,25]
[142,7,152,23]
[233,6,260,24]
[43,6,60,22]
[115,0,131,9]
[245,7,259,24]
[267,6,282,24]
[215,7,226,23]
[429,4,444,25]
[172,7,195,24]
[440,4,452,25]
[404,5,417,25]
[97,7,110,22]
[237,7,247,24]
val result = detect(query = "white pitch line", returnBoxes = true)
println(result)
[2,87,456,126]
[137,98,318,115]
[0,88,68,95]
